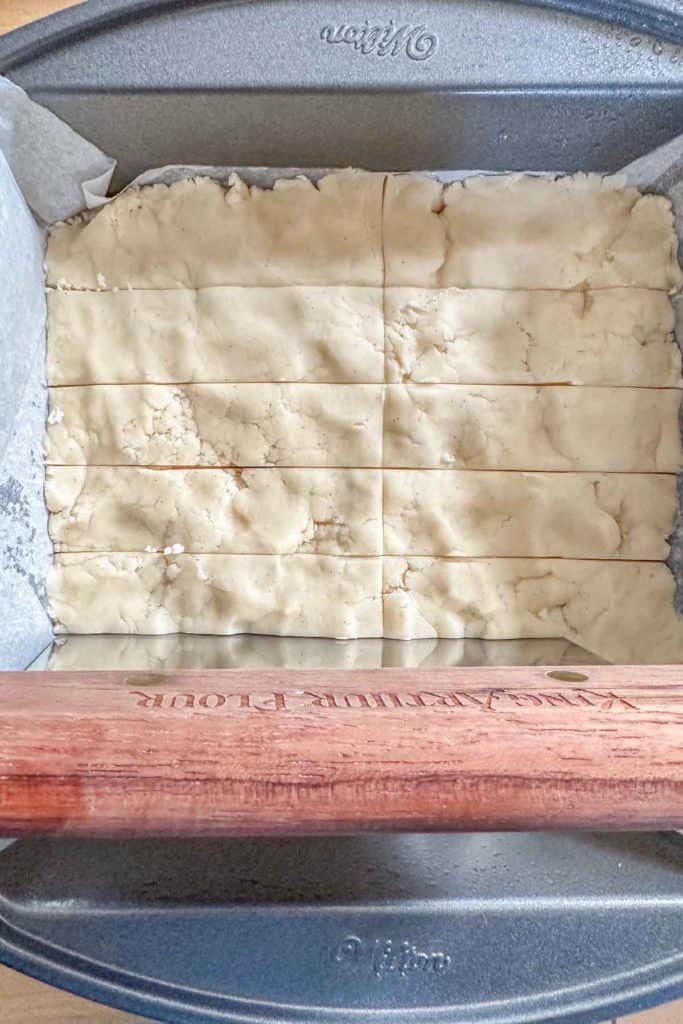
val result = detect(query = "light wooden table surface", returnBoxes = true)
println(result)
[0,958,681,1024]
[1,0,682,1021]
[0,0,82,35]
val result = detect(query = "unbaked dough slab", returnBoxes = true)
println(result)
[383,173,683,289]
[49,553,383,637]
[383,470,676,559]
[382,557,683,663]
[384,287,680,385]
[45,383,384,467]
[46,466,382,555]
[383,385,682,471]
[47,286,385,385]
[47,171,385,289]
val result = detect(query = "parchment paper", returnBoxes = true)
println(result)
[1,73,681,670]
[0,77,114,670]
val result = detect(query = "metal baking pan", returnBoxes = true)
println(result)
[2,0,683,189]
[2,1,683,1021]
[1,831,683,1024]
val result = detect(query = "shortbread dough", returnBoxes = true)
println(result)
[47,466,382,555]
[45,384,384,467]
[383,385,682,471]
[383,470,676,559]
[44,169,683,658]
[383,557,683,662]
[47,286,384,385]
[384,287,680,385]
[49,553,383,638]
[47,171,385,289]
[383,173,683,289]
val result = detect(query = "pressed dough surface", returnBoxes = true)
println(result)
[47,171,385,288]
[382,558,682,663]
[45,170,683,660]
[383,385,682,472]
[46,382,681,473]
[382,470,676,559]
[46,383,384,467]
[49,553,680,663]
[382,172,683,289]
[50,553,383,638]
[47,286,385,385]
[47,466,383,555]
[48,466,674,560]
[384,287,680,386]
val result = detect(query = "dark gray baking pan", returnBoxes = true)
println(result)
[1,831,683,1024]
[3,0,683,188]
[2,1,683,1022]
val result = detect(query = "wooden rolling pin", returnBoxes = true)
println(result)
[1,665,682,835]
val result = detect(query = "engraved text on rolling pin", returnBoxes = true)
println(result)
[127,687,641,712]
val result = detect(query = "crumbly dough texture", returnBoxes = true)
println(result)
[45,384,384,467]
[384,287,680,386]
[383,173,683,289]
[47,171,385,288]
[383,385,682,471]
[49,553,383,638]
[383,558,681,663]
[383,470,676,559]
[47,286,384,385]
[49,553,678,662]
[45,169,683,660]
[47,466,382,555]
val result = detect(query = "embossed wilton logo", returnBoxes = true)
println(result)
[320,20,438,61]
[333,935,451,979]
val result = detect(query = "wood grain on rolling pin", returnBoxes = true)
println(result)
[1,666,682,835]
